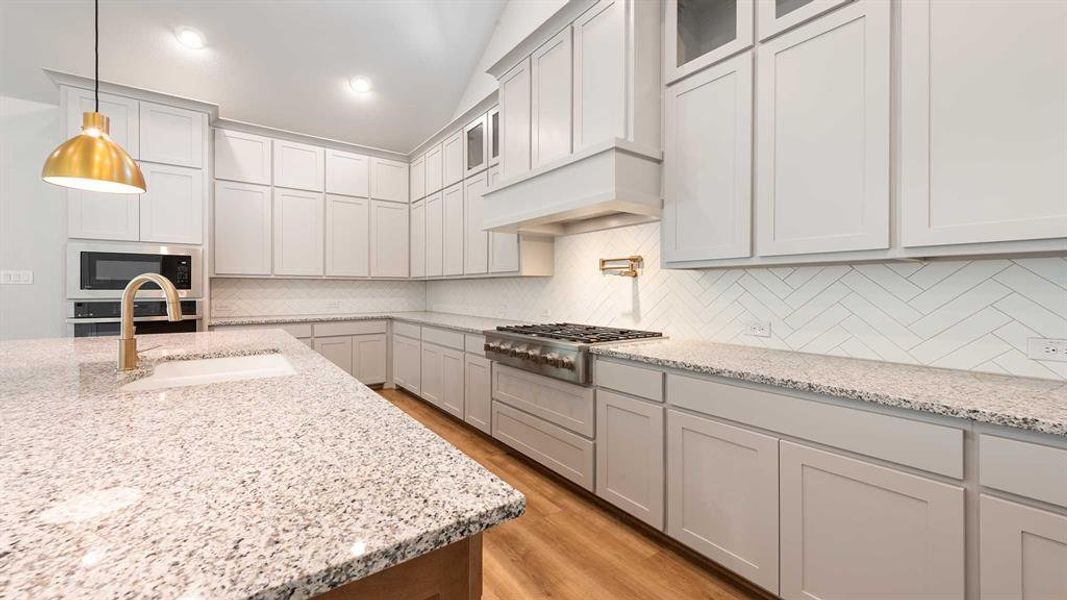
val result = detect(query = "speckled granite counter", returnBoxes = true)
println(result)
[0,330,525,599]
[592,339,1067,437]
[210,311,524,335]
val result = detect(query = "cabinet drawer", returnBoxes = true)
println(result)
[595,359,664,402]
[669,373,963,478]
[493,364,595,437]
[492,401,595,491]
[980,434,1067,508]
[393,321,421,339]
[313,320,387,337]
[421,326,466,351]
[465,334,487,356]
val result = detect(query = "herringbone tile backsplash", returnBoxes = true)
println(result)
[427,223,1067,380]
[211,279,426,316]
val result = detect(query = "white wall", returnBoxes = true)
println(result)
[427,223,1067,381]
[0,95,66,340]
[450,0,567,121]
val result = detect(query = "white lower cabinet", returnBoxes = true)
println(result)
[352,334,387,385]
[325,194,369,277]
[314,336,353,375]
[464,354,491,434]
[980,495,1067,600]
[492,400,595,491]
[138,162,204,244]
[420,342,444,408]
[595,390,664,528]
[273,188,324,276]
[779,441,965,600]
[392,334,421,395]
[439,346,465,419]
[666,409,779,594]
[213,181,272,275]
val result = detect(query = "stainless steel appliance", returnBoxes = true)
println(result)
[68,299,200,338]
[67,242,203,299]
[483,323,663,385]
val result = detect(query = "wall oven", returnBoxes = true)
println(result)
[68,300,201,338]
[67,242,203,300]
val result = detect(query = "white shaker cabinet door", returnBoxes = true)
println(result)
[353,333,387,385]
[410,200,426,278]
[442,130,464,188]
[325,194,369,277]
[273,139,325,192]
[486,165,519,273]
[393,334,421,395]
[464,354,491,434]
[439,346,465,419]
[64,87,139,158]
[273,188,325,276]
[463,171,489,275]
[139,101,204,168]
[67,188,140,241]
[424,192,444,277]
[500,58,532,179]
[424,143,444,195]
[410,154,426,201]
[900,0,1067,247]
[980,495,1067,600]
[369,157,409,203]
[667,410,779,594]
[214,129,271,185]
[139,162,203,244]
[315,336,354,375]
[531,28,573,167]
[573,0,626,150]
[325,149,369,198]
[420,342,444,408]
[442,183,464,277]
[755,0,889,256]
[213,181,272,275]
[596,390,665,529]
[756,0,852,41]
[663,52,752,263]
[369,200,409,278]
[779,441,965,600]
[464,114,488,178]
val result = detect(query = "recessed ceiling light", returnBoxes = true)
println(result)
[349,76,373,94]
[175,27,206,49]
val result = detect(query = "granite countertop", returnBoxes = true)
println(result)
[210,311,524,335]
[592,339,1067,437]
[0,330,525,599]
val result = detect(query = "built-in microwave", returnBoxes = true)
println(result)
[66,242,203,299]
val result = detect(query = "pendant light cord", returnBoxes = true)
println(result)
[94,0,99,112]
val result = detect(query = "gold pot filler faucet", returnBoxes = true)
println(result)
[118,273,183,371]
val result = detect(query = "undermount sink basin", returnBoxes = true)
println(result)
[120,354,296,392]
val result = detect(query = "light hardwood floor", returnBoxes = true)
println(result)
[379,388,768,600]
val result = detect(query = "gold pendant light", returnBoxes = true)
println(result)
[41,0,145,194]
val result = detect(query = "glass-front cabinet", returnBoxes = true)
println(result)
[488,106,500,167]
[666,0,753,84]
[757,0,851,40]
[464,113,488,177]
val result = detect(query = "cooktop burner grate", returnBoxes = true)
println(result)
[495,323,663,344]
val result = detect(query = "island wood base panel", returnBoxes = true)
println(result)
[317,534,482,600]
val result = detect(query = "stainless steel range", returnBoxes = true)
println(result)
[483,323,664,385]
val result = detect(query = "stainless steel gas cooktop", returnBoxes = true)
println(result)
[483,323,664,385]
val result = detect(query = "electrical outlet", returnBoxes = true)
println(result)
[0,270,33,285]
[746,321,772,338]
[1028,338,1067,362]
[212,301,235,315]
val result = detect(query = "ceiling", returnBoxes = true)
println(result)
[0,0,507,153]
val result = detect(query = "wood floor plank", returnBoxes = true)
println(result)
[379,389,766,600]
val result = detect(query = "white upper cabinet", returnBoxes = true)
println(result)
[369,157,409,203]
[572,0,627,151]
[500,58,532,179]
[369,199,409,277]
[666,0,754,84]
[464,114,488,177]
[67,188,140,241]
[531,28,573,168]
[139,101,204,168]
[273,140,325,192]
[425,191,443,277]
[486,165,520,273]
[410,154,426,201]
[487,106,500,167]
[663,52,752,263]
[64,88,139,158]
[464,170,489,275]
[325,149,369,198]
[273,188,325,275]
[325,194,369,277]
[410,200,426,278]
[424,143,444,194]
[214,129,271,185]
[139,163,203,244]
[442,182,465,277]
[757,0,851,41]
[900,0,1067,247]
[213,181,271,276]
[442,130,465,188]
[755,0,889,256]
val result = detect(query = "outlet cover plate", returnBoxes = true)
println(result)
[1028,338,1067,363]
[747,321,772,338]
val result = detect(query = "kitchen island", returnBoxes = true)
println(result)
[0,329,525,599]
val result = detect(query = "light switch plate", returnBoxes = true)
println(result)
[1028,338,1067,363]
[746,321,772,338]
[0,270,33,285]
